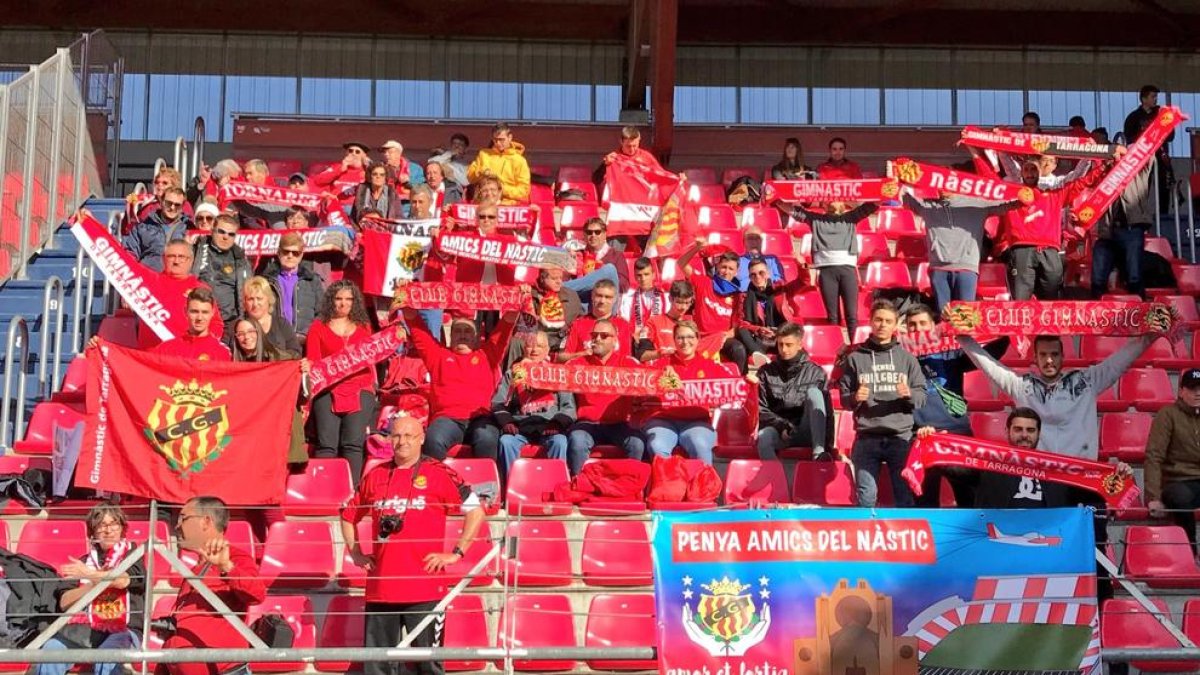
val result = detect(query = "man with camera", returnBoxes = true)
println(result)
[340,415,488,675]
[159,496,266,675]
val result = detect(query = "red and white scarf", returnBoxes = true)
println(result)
[68,540,135,632]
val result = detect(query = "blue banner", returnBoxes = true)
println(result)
[652,507,1098,675]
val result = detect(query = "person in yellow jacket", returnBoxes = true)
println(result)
[467,122,531,204]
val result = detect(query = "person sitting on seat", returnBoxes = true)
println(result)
[492,331,576,475]
[1145,369,1200,548]
[755,322,830,461]
[566,318,647,475]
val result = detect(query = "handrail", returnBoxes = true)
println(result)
[191,116,206,180]
[37,276,65,400]
[173,136,187,174]
[68,246,87,355]
[0,317,30,451]
[152,157,165,178]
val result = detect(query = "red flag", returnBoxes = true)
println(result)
[605,157,687,237]
[77,342,302,504]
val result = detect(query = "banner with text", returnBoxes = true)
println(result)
[436,231,577,274]
[393,282,531,312]
[765,179,899,203]
[653,508,1100,675]
[892,158,1037,204]
[959,126,1118,159]
[307,326,405,396]
[217,181,325,212]
[188,228,353,257]
[943,300,1176,338]
[448,204,537,231]
[516,362,663,397]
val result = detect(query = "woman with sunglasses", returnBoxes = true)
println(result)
[35,503,144,675]
[638,320,738,465]
[352,164,404,222]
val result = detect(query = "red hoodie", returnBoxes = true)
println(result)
[408,314,513,420]
[312,165,365,206]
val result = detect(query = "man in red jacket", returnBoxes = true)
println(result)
[160,496,265,675]
[565,318,647,474]
[154,287,231,361]
[399,307,517,460]
[137,240,225,349]
[313,142,370,207]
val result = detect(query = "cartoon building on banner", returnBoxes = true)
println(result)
[653,508,1099,675]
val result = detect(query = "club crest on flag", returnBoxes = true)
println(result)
[395,242,428,273]
[143,379,231,476]
[682,575,772,656]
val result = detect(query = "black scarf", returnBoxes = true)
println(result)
[743,282,780,328]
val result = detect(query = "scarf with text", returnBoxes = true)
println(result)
[188,227,353,257]
[1071,106,1189,229]
[903,432,1141,509]
[68,539,135,632]
[515,361,663,397]
[217,181,325,212]
[891,158,1037,204]
[765,179,900,203]
[448,203,537,231]
[307,326,405,396]
[360,215,440,238]
[392,282,531,312]
[630,290,666,330]
[959,126,1118,159]
[436,231,577,274]
[942,300,1177,340]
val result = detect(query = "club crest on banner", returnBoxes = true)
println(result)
[683,575,772,657]
[143,379,231,475]
[395,242,428,275]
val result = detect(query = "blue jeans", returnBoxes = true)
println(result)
[755,387,828,460]
[563,264,620,306]
[644,419,716,465]
[424,415,500,460]
[853,434,915,507]
[500,432,567,476]
[929,269,978,311]
[566,422,646,475]
[1091,226,1147,298]
[36,629,140,675]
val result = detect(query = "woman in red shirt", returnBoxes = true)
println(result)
[306,280,378,483]
[640,320,738,465]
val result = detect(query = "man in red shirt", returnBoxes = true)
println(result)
[160,496,265,675]
[677,243,746,373]
[595,126,663,185]
[557,279,632,362]
[637,280,694,362]
[313,142,370,207]
[154,287,231,361]
[341,415,486,675]
[400,307,516,460]
[565,318,647,474]
[816,137,863,179]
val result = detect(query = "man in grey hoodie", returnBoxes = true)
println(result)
[837,300,927,507]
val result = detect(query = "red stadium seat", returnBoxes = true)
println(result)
[1101,599,1190,672]
[803,325,848,365]
[1124,525,1200,588]
[969,411,1010,444]
[581,520,652,586]
[336,518,374,589]
[683,167,718,185]
[1153,294,1200,330]
[1175,264,1200,295]
[126,520,172,583]
[861,261,913,290]
[445,517,498,587]
[1119,368,1173,412]
[505,459,572,516]
[14,402,85,455]
[0,455,50,477]
[317,595,364,671]
[529,183,555,203]
[1082,335,1175,369]
[833,410,856,454]
[168,520,256,588]
[444,457,502,513]
[722,167,757,185]
[791,461,855,506]
[760,230,793,257]
[51,356,88,403]
[558,181,599,204]
[698,204,739,231]
[497,594,577,671]
[779,257,802,284]
[1145,236,1177,261]
[977,263,1008,298]
[0,520,11,550]
[1180,600,1200,669]
[1095,384,1124,414]
[857,233,890,262]
[529,164,553,178]
[705,228,743,253]
[586,594,657,670]
[962,370,1005,411]
[688,183,726,205]
[557,165,593,183]
[875,207,921,237]
[283,458,355,517]
[559,202,600,231]
[266,160,302,178]
[714,407,755,459]
[246,596,316,672]
[723,460,790,505]
[260,521,335,589]
[502,520,572,587]
[740,206,783,230]
[1099,412,1154,462]
[444,594,491,671]
[648,458,717,511]
[892,236,926,261]
[788,288,827,323]
[16,520,86,569]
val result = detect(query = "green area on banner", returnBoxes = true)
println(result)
[923,623,1091,670]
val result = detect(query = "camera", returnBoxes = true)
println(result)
[378,515,404,538]
[150,616,177,639]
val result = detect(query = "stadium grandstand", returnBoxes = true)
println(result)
[5,2,1200,673]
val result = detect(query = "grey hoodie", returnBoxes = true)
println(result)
[902,193,1018,273]
[837,338,927,439]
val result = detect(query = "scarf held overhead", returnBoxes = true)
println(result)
[942,300,1177,338]
[892,158,1037,204]
[959,126,1119,159]
[392,282,531,312]
[765,179,900,203]
[448,204,537,231]
[902,432,1140,509]
[217,181,325,212]
[436,231,577,274]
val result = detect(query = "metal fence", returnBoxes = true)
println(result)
[0,36,106,284]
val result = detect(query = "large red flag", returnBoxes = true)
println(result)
[77,342,302,504]
[604,157,687,236]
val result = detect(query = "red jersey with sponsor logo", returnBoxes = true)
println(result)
[687,272,739,336]
[638,353,737,423]
[563,314,633,357]
[153,333,231,361]
[340,459,478,603]
[408,316,512,420]
[566,353,646,423]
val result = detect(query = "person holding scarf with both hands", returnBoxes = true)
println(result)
[676,240,749,374]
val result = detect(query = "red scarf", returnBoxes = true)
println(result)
[68,540,134,632]
[765,179,899,203]
[516,362,662,397]
[959,126,1118,159]
[449,204,537,231]
[892,158,1036,204]
[392,282,531,312]
[943,300,1178,341]
[903,433,1141,509]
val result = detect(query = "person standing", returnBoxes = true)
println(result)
[153,288,231,362]
[341,416,486,675]
[192,214,252,329]
[467,122,531,205]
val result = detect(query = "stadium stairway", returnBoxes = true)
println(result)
[0,197,125,448]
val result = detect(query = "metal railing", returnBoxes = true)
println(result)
[0,316,29,451]
[36,275,64,400]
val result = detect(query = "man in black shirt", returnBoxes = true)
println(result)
[974,407,1071,508]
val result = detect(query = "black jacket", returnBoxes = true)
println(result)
[757,350,830,434]
[192,238,252,323]
[0,551,75,647]
[262,258,326,339]
[121,210,191,272]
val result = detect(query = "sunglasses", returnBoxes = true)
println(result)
[590,332,615,339]
[477,214,499,220]
[279,249,302,257]
[163,201,184,209]
[195,215,216,222]
[584,229,605,236]
[215,228,237,237]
